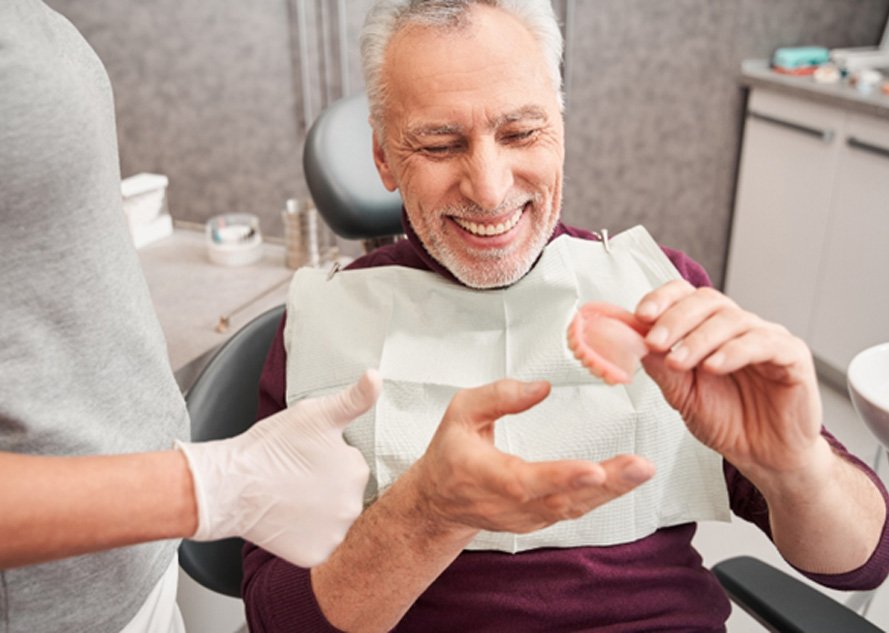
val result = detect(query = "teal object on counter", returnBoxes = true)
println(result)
[772,46,829,69]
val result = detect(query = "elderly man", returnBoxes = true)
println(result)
[242,1,889,631]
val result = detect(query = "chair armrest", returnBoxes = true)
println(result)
[712,556,881,633]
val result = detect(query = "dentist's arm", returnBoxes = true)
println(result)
[309,379,654,633]
[0,371,380,570]
[0,449,196,569]
[637,280,886,574]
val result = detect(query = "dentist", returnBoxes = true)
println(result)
[0,1,377,631]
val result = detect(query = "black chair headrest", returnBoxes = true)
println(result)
[303,93,403,240]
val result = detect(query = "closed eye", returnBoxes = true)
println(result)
[424,145,457,154]
[419,142,463,157]
[500,129,538,144]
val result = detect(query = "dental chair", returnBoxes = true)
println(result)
[713,556,881,632]
[302,92,403,249]
[178,304,285,598]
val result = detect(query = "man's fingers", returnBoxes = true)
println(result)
[537,455,656,518]
[445,379,552,431]
[597,454,656,490]
[635,279,695,323]
[661,307,758,370]
[318,369,383,430]
[643,287,736,353]
[699,327,811,377]
[641,317,809,380]
[480,452,653,506]
[511,458,606,500]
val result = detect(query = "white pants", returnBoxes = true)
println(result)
[119,554,185,633]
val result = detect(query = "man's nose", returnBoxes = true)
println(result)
[459,139,514,211]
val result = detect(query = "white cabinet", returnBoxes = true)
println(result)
[726,89,889,374]
[808,113,889,370]
[726,91,840,338]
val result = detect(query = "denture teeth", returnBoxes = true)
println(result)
[454,208,522,237]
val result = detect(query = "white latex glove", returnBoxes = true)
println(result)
[176,369,381,568]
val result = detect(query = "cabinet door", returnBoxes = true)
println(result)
[809,113,889,371]
[725,90,840,337]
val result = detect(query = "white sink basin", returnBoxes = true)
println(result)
[848,342,889,449]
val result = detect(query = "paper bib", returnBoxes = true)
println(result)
[285,226,730,552]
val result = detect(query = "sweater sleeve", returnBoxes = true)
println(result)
[241,313,344,632]
[724,431,889,590]
[242,544,344,632]
[660,245,712,289]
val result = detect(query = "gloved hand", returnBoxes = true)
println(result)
[176,369,381,568]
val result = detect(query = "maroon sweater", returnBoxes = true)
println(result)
[242,219,889,632]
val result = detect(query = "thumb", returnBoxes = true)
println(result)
[316,369,383,431]
[641,352,691,411]
[446,379,551,432]
[640,352,671,384]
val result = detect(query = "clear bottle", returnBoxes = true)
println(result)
[281,198,320,269]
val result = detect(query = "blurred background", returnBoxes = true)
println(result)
[48,0,889,286]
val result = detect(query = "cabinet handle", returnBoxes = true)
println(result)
[847,136,889,160]
[748,111,834,143]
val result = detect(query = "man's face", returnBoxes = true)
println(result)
[373,5,564,288]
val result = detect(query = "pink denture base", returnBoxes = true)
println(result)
[567,302,651,385]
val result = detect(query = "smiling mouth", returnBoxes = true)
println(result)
[451,207,524,237]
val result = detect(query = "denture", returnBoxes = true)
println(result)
[567,302,651,384]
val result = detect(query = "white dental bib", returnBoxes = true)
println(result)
[285,226,730,552]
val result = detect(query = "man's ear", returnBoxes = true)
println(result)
[372,131,398,192]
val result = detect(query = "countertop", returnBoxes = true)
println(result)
[136,228,294,391]
[741,59,889,121]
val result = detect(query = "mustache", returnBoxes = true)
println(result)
[439,192,541,219]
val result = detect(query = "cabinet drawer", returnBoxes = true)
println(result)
[746,90,840,142]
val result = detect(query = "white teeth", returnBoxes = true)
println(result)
[454,208,522,237]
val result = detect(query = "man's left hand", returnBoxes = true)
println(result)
[635,279,825,478]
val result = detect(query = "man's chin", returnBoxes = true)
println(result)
[432,215,556,288]
[446,255,536,289]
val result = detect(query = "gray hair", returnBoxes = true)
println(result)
[360,0,564,134]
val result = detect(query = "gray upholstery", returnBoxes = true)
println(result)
[178,304,285,598]
[713,556,880,632]
[303,93,403,240]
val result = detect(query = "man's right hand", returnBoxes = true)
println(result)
[411,379,655,535]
